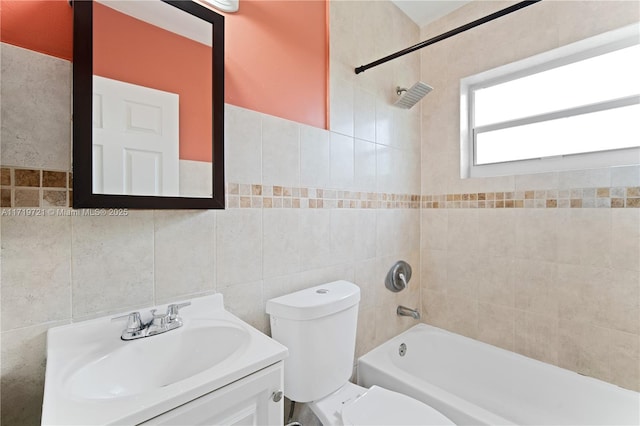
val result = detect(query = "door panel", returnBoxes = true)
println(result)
[92,76,179,196]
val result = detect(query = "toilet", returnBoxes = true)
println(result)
[266,280,454,426]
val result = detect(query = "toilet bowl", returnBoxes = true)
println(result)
[308,382,454,426]
[266,281,453,426]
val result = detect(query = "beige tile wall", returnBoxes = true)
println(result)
[0,2,422,423]
[419,0,640,391]
[326,0,425,363]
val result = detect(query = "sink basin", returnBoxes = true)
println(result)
[42,294,288,425]
[66,321,250,400]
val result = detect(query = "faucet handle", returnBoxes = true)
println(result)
[150,309,169,327]
[166,302,191,321]
[111,312,143,332]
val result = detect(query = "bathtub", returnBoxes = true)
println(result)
[357,324,639,425]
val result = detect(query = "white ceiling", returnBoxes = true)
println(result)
[391,0,472,28]
[98,0,212,46]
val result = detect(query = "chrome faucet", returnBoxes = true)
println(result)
[112,302,191,341]
[397,305,420,320]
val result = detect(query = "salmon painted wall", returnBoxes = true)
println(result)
[223,0,327,128]
[93,2,212,162]
[0,0,327,129]
[0,0,73,60]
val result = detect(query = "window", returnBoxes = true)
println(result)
[461,24,640,178]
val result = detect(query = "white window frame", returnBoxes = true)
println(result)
[460,24,640,179]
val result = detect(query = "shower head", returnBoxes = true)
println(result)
[393,81,433,109]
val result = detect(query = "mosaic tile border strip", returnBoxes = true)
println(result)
[226,183,640,209]
[420,188,640,209]
[225,183,420,209]
[1,166,72,208]
[2,166,638,209]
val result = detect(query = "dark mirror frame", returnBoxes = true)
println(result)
[72,0,225,209]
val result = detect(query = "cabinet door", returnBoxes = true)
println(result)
[141,362,284,426]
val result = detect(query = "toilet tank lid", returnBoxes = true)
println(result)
[266,281,360,321]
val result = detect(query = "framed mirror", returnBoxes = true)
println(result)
[73,0,225,209]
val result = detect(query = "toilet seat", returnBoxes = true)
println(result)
[341,385,455,426]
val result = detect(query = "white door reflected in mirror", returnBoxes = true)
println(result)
[92,76,180,196]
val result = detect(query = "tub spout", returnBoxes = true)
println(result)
[397,305,420,320]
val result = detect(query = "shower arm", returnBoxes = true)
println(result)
[354,0,542,75]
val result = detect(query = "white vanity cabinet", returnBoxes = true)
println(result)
[140,362,284,426]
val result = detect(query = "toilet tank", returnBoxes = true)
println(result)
[266,281,360,403]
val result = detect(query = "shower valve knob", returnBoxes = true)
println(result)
[385,260,412,292]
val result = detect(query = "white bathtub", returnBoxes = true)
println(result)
[357,324,640,425]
